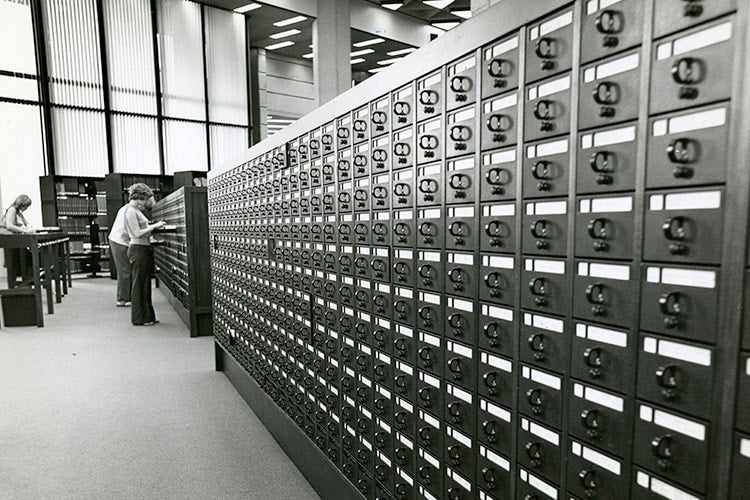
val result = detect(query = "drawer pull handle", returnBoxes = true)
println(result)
[449,220,469,236]
[418,347,433,366]
[662,217,691,254]
[419,387,433,406]
[450,125,472,142]
[671,57,705,85]
[419,465,432,483]
[483,466,499,487]
[526,388,544,413]
[419,426,433,443]
[450,75,473,93]
[579,469,598,489]
[532,160,554,181]
[483,419,499,440]
[529,333,547,362]
[529,277,548,296]
[580,409,602,439]
[651,435,674,469]
[593,81,621,105]
[419,264,437,279]
[449,173,471,191]
[488,57,513,78]
[533,99,557,120]
[525,441,544,465]
[487,166,513,186]
[584,346,604,378]
[449,267,466,283]
[484,323,503,347]
[484,371,499,392]
[595,9,624,34]
[487,113,513,133]
[667,138,700,168]
[419,89,440,106]
[419,222,438,237]
[448,358,462,378]
[531,219,552,240]
[448,402,463,424]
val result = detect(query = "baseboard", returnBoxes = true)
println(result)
[215,341,366,500]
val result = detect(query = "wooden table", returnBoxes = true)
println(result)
[0,231,70,327]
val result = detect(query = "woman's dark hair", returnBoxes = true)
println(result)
[128,183,154,201]
[12,194,32,211]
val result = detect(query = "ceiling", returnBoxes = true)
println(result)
[199,1,470,76]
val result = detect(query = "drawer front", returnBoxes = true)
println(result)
[567,440,630,500]
[477,447,512,499]
[517,418,562,485]
[481,34,520,99]
[417,119,443,165]
[479,352,515,408]
[525,9,574,84]
[478,401,514,457]
[445,392,478,440]
[650,18,735,115]
[447,213,477,251]
[580,0,645,64]
[646,104,730,189]
[653,0,736,45]
[446,257,478,300]
[481,149,517,202]
[393,85,415,131]
[639,265,719,343]
[520,312,569,374]
[576,122,638,194]
[521,259,570,316]
[731,434,750,500]
[479,254,516,306]
[569,381,632,458]
[575,195,635,259]
[523,137,570,199]
[417,73,443,123]
[481,92,519,150]
[643,189,724,264]
[524,73,572,142]
[517,468,560,500]
[632,468,707,500]
[637,334,714,421]
[571,322,635,395]
[579,50,641,130]
[519,365,564,429]
[447,107,477,158]
[445,298,478,343]
[737,353,750,434]
[447,55,477,112]
[522,201,568,257]
[573,261,637,328]
[447,160,477,206]
[479,304,515,357]
[393,132,415,172]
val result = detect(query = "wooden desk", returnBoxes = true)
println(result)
[0,231,69,327]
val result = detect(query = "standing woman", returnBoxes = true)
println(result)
[123,184,165,326]
[108,195,133,307]
[0,194,34,287]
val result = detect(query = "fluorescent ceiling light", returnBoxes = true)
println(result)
[353,37,385,47]
[302,52,314,59]
[234,3,261,13]
[377,57,403,65]
[350,48,375,57]
[382,2,403,9]
[368,67,385,74]
[274,15,307,27]
[424,0,455,8]
[387,47,417,56]
[451,9,471,19]
[350,58,366,64]
[270,29,301,39]
[265,40,295,50]
[432,21,459,30]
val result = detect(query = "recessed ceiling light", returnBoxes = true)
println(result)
[377,57,403,65]
[265,40,295,50]
[353,37,385,47]
[274,15,307,27]
[350,58,366,64]
[431,21,459,30]
[451,9,471,19]
[381,1,403,9]
[350,48,375,57]
[423,0,455,8]
[387,47,417,56]
[368,67,385,74]
[269,29,301,39]
[302,52,314,59]
[234,3,261,13]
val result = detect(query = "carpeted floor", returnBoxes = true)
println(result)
[0,277,320,500]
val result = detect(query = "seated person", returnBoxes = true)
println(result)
[0,194,34,287]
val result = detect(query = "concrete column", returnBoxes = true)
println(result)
[249,47,269,142]
[312,0,351,107]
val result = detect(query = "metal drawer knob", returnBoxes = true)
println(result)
[580,409,602,440]
[484,323,503,347]
[483,419,498,441]
[488,57,513,78]
[419,347,433,366]
[595,9,623,34]
[487,167,512,186]
[533,99,557,120]
[419,387,433,406]
[535,36,557,60]
[529,277,548,296]
[525,441,544,465]
[579,469,598,489]
[419,426,433,443]
[419,465,432,483]
[667,138,700,165]
[671,57,704,85]
[526,388,544,414]
[651,435,674,469]
[593,81,621,105]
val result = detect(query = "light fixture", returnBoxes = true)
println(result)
[269,29,301,39]
[381,1,403,9]
[234,2,261,13]
[387,47,417,56]
[423,0,455,8]
[274,15,307,27]
[377,57,403,65]
[302,52,314,59]
[368,67,385,74]
[350,58,366,64]
[431,21,459,30]
[265,40,295,50]
[350,48,375,57]
[451,9,471,19]
[353,37,385,47]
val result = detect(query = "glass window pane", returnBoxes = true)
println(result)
[209,124,247,169]
[43,0,104,108]
[0,0,37,76]
[205,7,248,125]
[103,0,157,114]
[163,119,207,174]
[158,0,205,120]
[0,102,44,227]
[112,114,160,174]
[0,74,38,101]
[52,108,108,176]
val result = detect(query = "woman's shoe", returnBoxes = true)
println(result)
[143,320,160,326]
[116,301,127,307]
